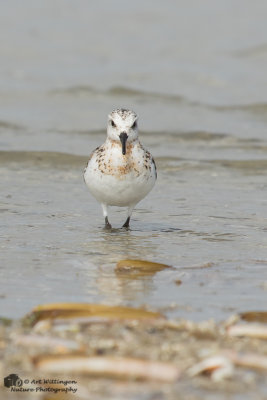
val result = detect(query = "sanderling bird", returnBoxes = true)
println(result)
[84,108,157,228]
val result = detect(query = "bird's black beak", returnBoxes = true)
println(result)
[119,132,128,155]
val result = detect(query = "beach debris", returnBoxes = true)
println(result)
[240,311,267,323]
[14,334,83,353]
[182,262,215,270]
[159,319,218,339]
[116,259,171,278]
[225,351,267,371]
[33,320,52,333]
[221,314,240,329]
[24,303,164,326]
[34,355,180,382]
[188,350,267,380]
[227,323,267,339]
[2,307,267,400]
[188,355,234,381]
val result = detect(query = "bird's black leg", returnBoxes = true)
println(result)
[122,205,135,229]
[102,204,111,229]
[105,216,112,229]
[122,216,130,228]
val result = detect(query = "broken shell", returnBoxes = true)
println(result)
[24,303,163,326]
[226,351,267,371]
[188,355,234,381]
[34,355,180,383]
[227,323,267,339]
[240,311,267,323]
[116,259,171,277]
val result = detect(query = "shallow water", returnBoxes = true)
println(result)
[0,0,267,321]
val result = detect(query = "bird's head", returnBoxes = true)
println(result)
[107,108,138,155]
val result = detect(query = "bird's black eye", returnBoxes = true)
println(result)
[131,121,137,129]
[110,120,116,128]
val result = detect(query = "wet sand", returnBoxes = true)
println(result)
[1,139,266,321]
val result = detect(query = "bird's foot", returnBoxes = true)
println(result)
[122,217,130,229]
[104,217,112,229]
